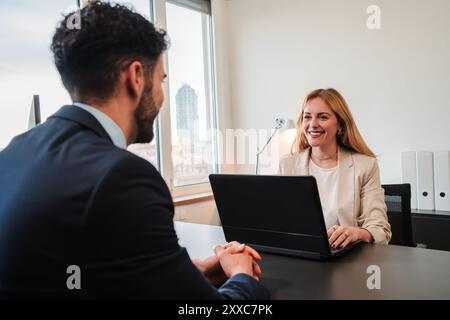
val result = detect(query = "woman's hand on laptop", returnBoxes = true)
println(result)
[327,225,360,249]
[328,225,374,249]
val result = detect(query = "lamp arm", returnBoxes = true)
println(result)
[256,126,280,156]
[255,126,280,174]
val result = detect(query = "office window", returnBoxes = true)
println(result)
[165,0,218,188]
[115,0,160,169]
[1,0,219,196]
[104,0,219,192]
[0,0,73,148]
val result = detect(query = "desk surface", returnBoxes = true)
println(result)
[175,222,450,300]
[412,209,450,217]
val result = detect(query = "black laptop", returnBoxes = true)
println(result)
[209,174,362,260]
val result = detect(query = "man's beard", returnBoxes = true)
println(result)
[134,84,159,144]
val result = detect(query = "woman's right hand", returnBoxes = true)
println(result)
[327,225,362,249]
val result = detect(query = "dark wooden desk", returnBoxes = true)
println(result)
[412,210,450,251]
[175,222,450,300]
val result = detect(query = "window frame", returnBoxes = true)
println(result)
[123,0,162,172]
[152,0,219,197]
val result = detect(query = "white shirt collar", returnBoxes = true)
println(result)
[73,102,127,149]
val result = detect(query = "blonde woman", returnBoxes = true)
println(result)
[279,88,391,248]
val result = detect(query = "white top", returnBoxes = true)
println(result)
[279,147,392,244]
[308,159,339,229]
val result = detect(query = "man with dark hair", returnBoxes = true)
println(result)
[0,2,268,299]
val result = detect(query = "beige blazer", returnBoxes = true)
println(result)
[279,146,391,244]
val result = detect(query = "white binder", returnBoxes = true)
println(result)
[433,151,450,211]
[416,151,435,210]
[401,151,417,209]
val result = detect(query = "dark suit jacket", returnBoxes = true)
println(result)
[0,105,269,299]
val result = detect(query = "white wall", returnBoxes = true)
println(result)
[177,0,450,224]
[216,0,450,183]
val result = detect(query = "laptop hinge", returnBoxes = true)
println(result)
[250,244,323,260]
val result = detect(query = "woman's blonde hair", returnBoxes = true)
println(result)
[292,88,375,157]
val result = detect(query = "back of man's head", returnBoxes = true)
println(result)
[51,1,168,103]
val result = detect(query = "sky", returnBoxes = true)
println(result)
[166,2,211,142]
[0,1,76,147]
[0,0,212,147]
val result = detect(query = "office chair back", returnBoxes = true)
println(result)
[382,184,415,247]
